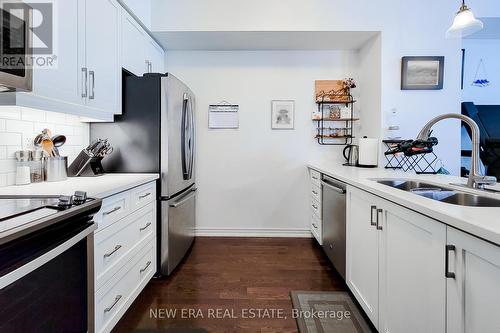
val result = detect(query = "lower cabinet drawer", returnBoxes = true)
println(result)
[95,202,155,288]
[95,244,155,333]
[310,198,321,219]
[311,213,322,245]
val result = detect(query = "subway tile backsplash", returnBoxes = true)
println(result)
[0,106,90,187]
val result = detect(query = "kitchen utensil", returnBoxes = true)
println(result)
[33,134,44,147]
[343,144,359,166]
[41,138,56,157]
[51,135,66,156]
[358,137,379,167]
[44,156,68,182]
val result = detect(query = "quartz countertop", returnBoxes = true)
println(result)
[0,173,159,199]
[308,159,500,246]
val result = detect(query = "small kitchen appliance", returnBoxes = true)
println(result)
[358,137,379,167]
[343,144,359,166]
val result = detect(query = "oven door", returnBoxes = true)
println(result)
[0,219,96,333]
[0,4,33,92]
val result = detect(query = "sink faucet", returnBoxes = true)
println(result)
[417,113,497,189]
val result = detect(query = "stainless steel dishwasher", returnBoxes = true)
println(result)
[321,175,347,279]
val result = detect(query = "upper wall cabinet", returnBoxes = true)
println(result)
[121,9,164,76]
[81,0,121,115]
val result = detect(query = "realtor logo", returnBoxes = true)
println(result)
[1,0,57,68]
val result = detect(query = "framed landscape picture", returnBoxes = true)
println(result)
[271,100,295,130]
[401,56,444,90]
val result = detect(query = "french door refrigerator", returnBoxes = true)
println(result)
[90,73,196,276]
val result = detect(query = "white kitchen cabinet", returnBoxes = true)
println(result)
[447,227,500,333]
[309,169,322,244]
[347,186,446,332]
[30,0,80,106]
[82,0,121,114]
[121,12,148,76]
[379,199,446,333]
[121,10,165,76]
[346,186,380,327]
[147,40,165,73]
[93,181,157,333]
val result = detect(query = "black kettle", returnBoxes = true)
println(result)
[343,144,359,166]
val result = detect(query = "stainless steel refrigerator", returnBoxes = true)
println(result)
[90,73,196,276]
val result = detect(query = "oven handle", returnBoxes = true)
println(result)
[0,223,96,290]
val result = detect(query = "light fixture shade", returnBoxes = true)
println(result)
[446,8,484,38]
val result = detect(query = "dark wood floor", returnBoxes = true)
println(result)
[112,237,346,333]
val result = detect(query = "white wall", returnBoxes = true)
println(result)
[461,39,500,105]
[0,107,89,187]
[152,0,463,174]
[167,50,360,236]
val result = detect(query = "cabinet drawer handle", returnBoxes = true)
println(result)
[312,190,318,195]
[81,67,88,98]
[376,209,383,231]
[139,222,152,231]
[140,261,152,273]
[89,70,95,100]
[103,206,121,216]
[445,245,456,279]
[139,192,151,199]
[103,245,122,258]
[312,176,319,180]
[312,204,318,210]
[370,205,377,226]
[104,295,122,313]
[312,223,318,229]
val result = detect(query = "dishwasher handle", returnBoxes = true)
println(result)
[321,179,346,194]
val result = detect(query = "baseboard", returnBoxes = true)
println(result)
[194,227,313,238]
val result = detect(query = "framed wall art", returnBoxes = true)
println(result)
[271,100,295,130]
[401,56,445,90]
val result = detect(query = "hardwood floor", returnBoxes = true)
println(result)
[112,237,346,333]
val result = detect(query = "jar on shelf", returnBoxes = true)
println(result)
[29,150,44,183]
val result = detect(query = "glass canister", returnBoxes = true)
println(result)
[29,150,44,183]
[14,151,32,185]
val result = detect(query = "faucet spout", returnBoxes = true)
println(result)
[417,113,496,189]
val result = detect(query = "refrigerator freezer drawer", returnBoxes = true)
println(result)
[160,187,196,275]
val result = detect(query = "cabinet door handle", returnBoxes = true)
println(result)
[139,192,151,199]
[104,295,122,313]
[376,209,383,230]
[103,206,121,216]
[140,261,152,273]
[312,204,318,210]
[89,70,95,99]
[81,67,88,98]
[139,222,152,231]
[103,245,122,258]
[148,61,152,73]
[445,245,456,279]
[370,205,377,226]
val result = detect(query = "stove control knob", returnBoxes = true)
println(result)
[73,191,87,205]
[58,195,73,207]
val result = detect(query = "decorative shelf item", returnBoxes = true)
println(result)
[313,78,357,146]
[383,139,438,174]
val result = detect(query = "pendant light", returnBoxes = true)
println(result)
[446,0,483,38]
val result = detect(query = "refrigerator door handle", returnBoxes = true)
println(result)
[169,188,197,208]
[181,94,189,180]
[188,95,195,180]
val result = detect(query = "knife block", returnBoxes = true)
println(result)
[68,150,105,177]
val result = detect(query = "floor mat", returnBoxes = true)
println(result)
[290,291,374,333]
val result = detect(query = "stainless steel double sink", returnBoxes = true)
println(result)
[373,179,500,207]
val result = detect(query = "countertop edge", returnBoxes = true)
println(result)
[93,174,160,198]
[308,163,500,247]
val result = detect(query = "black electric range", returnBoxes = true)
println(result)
[0,192,102,332]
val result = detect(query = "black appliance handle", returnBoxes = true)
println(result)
[188,96,195,180]
[343,145,351,161]
[181,94,189,180]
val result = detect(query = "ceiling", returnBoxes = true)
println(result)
[152,31,380,51]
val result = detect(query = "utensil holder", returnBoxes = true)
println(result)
[44,156,68,182]
[68,149,105,177]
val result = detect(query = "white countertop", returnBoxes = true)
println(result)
[0,173,159,199]
[308,159,500,246]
